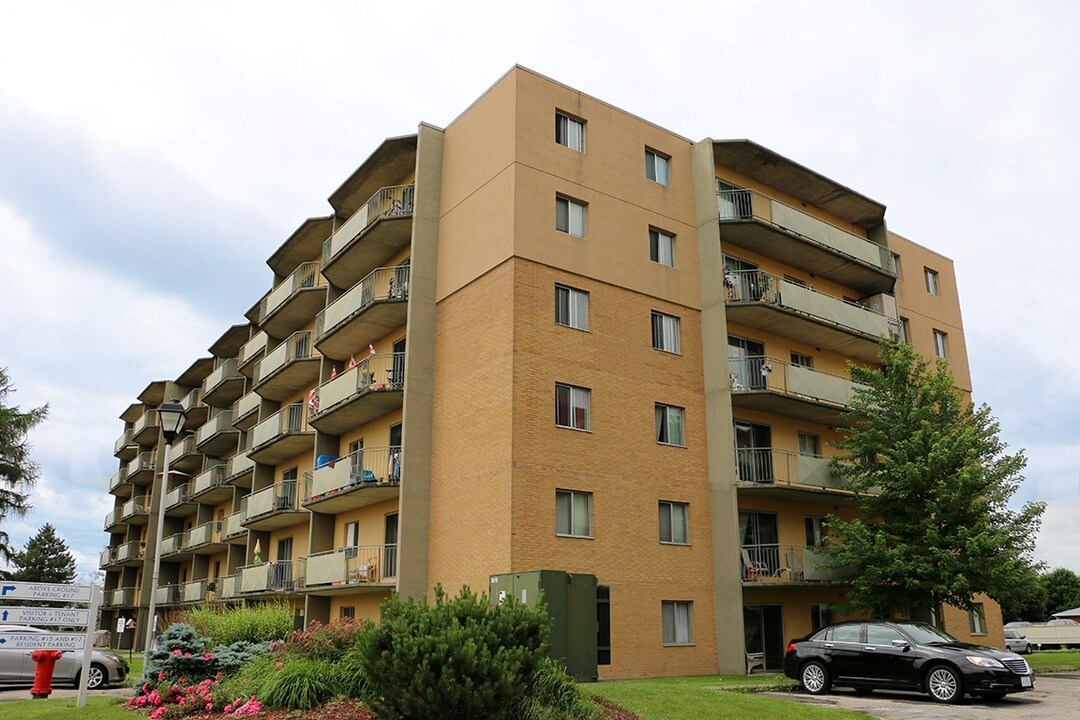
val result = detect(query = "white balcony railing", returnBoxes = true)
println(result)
[735,448,843,490]
[255,331,314,384]
[114,429,134,455]
[222,510,247,538]
[251,403,308,448]
[133,409,159,438]
[311,354,404,416]
[316,266,410,339]
[180,387,204,412]
[304,446,402,501]
[227,452,255,480]
[261,262,324,322]
[204,358,241,397]
[239,561,295,593]
[182,579,208,603]
[741,543,852,582]
[197,411,237,445]
[160,533,184,555]
[191,465,227,497]
[240,331,269,367]
[246,480,298,519]
[297,544,397,588]
[186,521,219,548]
[121,495,149,519]
[323,184,415,263]
[127,451,156,478]
[728,355,863,407]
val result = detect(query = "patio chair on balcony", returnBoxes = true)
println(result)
[741,549,768,582]
[781,549,804,582]
[349,560,378,584]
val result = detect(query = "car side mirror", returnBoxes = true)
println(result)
[891,639,911,649]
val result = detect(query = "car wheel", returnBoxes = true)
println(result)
[800,660,831,695]
[926,665,964,703]
[78,663,107,690]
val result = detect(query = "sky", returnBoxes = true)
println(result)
[1,1,1079,585]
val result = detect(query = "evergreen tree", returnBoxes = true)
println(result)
[825,340,1044,618]
[0,368,48,564]
[11,523,76,584]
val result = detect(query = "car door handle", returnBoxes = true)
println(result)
[863,647,876,651]
[824,643,834,648]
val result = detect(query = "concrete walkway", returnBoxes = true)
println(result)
[0,684,132,703]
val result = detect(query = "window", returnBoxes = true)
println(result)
[810,604,833,633]
[645,149,670,186]
[655,404,685,446]
[556,196,586,238]
[649,228,675,267]
[805,517,827,547]
[662,601,693,645]
[798,433,820,457]
[651,312,681,353]
[717,180,751,218]
[924,268,940,295]
[555,111,584,152]
[790,352,813,369]
[969,604,986,634]
[554,285,589,331]
[659,501,689,544]
[556,489,592,537]
[340,606,355,619]
[555,383,590,430]
[867,624,906,646]
[596,586,611,665]
[900,317,911,343]
[825,624,861,643]
[344,521,359,548]
[933,329,949,358]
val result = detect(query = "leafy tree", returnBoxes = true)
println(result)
[999,564,1047,623]
[825,340,1044,618]
[0,368,48,564]
[1040,567,1080,617]
[10,523,76,584]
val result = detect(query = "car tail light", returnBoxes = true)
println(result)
[786,641,798,654]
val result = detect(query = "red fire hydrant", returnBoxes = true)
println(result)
[30,650,63,699]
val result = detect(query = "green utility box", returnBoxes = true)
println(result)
[489,569,598,682]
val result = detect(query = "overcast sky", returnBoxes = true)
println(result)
[2,2,1078,586]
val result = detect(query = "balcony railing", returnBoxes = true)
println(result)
[99,548,114,567]
[222,509,248,539]
[251,403,309,449]
[197,410,237,446]
[260,262,324,323]
[164,483,190,510]
[126,452,156,481]
[227,452,255,482]
[297,543,397,589]
[103,507,122,530]
[245,480,299,520]
[255,331,314,385]
[180,387,204,413]
[728,355,863,407]
[133,409,160,443]
[191,465,227,498]
[182,579,208,603]
[316,266,410,340]
[304,446,402,501]
[323,184,415,265]
[239,331,269,372]
[311,354,404,418]
[115,540,145,564]
[109,468,127,493]
[156,585,181,605]
[735,447,849,491]
[741,543,852,583]
[204,358,241,399]
[219,574,239,600]
[161,533,185,555]
[236,390,261,424]
[114,428,134,455]
[106,587,138,606]
[186,521,220,549]
[239,561,295,593]
[121,495,150,520]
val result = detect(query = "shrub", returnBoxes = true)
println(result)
[256,657,340,709]
[512,657,599,720]
[356,585,550,720]
[140,623,271,687]
[178,601,293,645]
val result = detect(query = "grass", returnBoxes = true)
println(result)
[0,696,130,720]
[1027,649,1080,672]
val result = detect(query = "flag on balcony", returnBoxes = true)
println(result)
[308,388,319,416]
[330,365,337,379]
[368,344,376,355]
[348,356,357,369]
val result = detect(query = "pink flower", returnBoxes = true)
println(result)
[206,702,213,711]
[172,649,182,656]
[158,671,166,680]
[204,652,213,661]
[275,661,284,670]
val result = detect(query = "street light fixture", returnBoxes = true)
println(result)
[143,399,186,665]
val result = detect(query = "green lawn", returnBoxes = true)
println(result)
[1027,649,1080,672]
[0,696,130,720]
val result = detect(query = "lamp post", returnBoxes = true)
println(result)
[143,399,186,665]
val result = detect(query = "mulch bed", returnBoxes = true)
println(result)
[595,696,643,720]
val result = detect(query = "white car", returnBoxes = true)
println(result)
[0,624,128,689]
[1004,629,1031,654]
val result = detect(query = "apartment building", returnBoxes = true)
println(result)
[99,66,994,678]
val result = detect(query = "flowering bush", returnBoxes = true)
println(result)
[128,676,263,718]
[273,617,367,661]
[139,623,270,688]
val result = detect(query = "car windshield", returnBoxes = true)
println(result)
[894,622,958,644]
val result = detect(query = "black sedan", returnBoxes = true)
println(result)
[784,620,1034,703]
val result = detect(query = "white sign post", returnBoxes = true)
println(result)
[0,580,98,708]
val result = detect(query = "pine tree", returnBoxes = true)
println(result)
[825,340,1045,618]
[11,523,76,585]
[0,368,49,564]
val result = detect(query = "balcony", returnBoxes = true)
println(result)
[181,579,209,603]
[308,354,405,435]
[219,574,240,601]
[735,448,860,503]
[253,332,320,402]
[315,266,410,361]
[724,270,900,363]
[132,409,160,445]
[126,452,156,487]
[221,508,248,544]
[718,187,895,295]
[203,358,245,408]
[226,451,255,489]
[185,521,224,555]
[729,355,865,426]
[164,483,197,517]
[104,587,139,607]
[238,561,296,594]
[238,331,269,379]
[103,507,124,532]
[109,468,131,497]
[242,480,305,531]
[114,428,138,460]
[180,387,209,431]
[156,584,181,606]
[196,411,240,457]
[160,533,188,558]
[259,262,327,338]
[235,390,261,431]
[170,435,205,473]
[114,540,146,566]
[322,184,415,290]
[98,547,116,568]
[741,543,852,585]
[190,465,231,505]
[302,446,402,513]
[297,544,397,594]
[120,495,150,525]
[249,403,313,465]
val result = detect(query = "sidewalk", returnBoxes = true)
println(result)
[0,685,132,703]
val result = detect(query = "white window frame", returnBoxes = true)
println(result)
[969,603,986,634]
[659,501,689,545]
[555,489,592,538]
[555,383,591,431]
[555,285,589,331]
[933,329,948,358]
[556,195,587,239]
[655,403,685,446]
[651,311,681,354]
[662,600,693,645]
[555,111,585,152]
[924,267,940,295]
[649,228,675,267]
[645,149,670,186]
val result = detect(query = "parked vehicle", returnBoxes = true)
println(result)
[784,620,1034,703]
[0,625,127,688]
[1015,621,1080,649]
[1004,629,1030,654]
